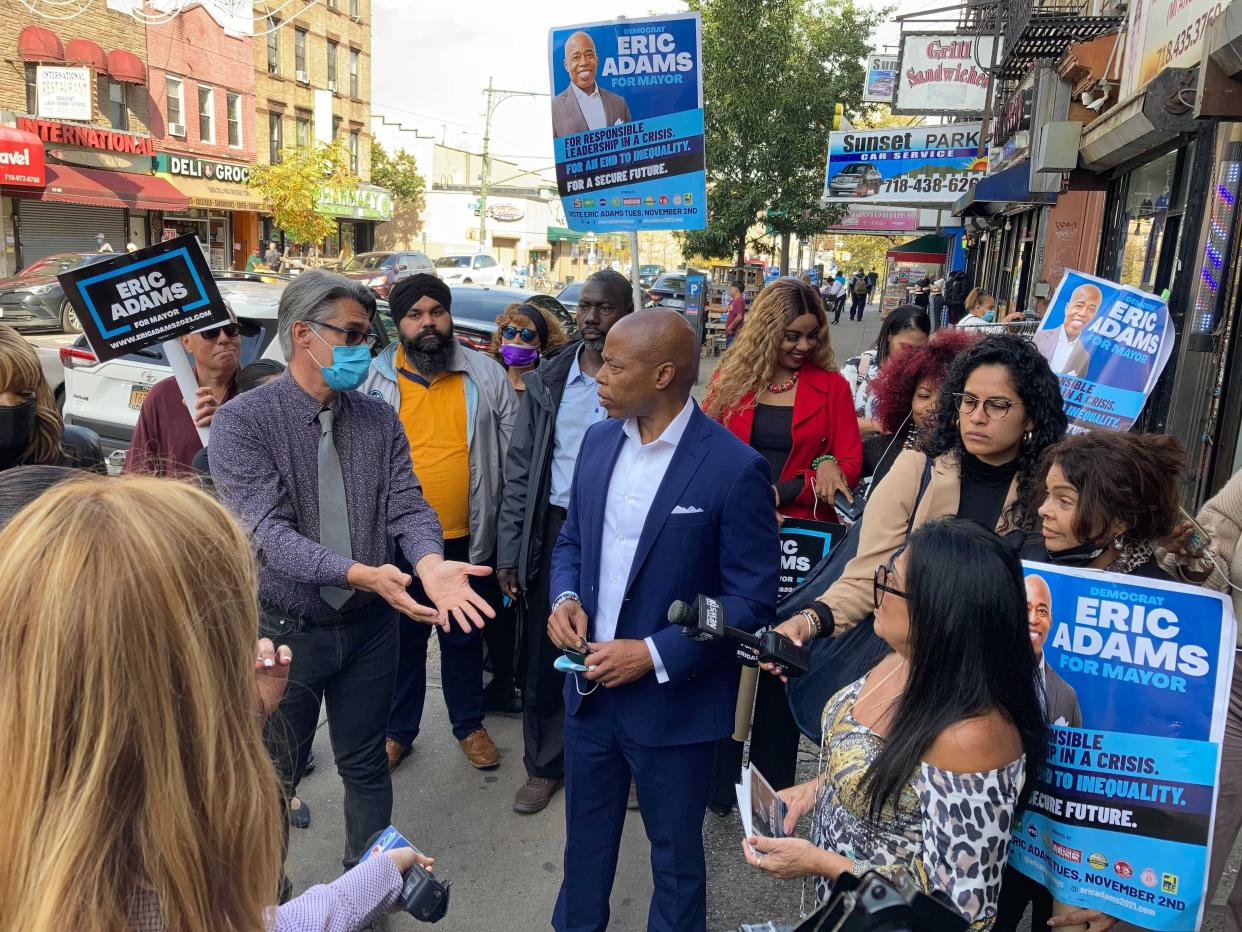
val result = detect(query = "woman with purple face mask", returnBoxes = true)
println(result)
[490,303,568,393]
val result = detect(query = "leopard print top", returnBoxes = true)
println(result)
[811,678,1025,930]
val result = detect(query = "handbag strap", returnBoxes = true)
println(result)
[904,455,934,540]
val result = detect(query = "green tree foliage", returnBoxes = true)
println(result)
[247,138,358,245]
[371,140,426,208]
[679,0,883,264]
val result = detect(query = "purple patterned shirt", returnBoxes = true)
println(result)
[209,372,443,619]
[128,853,404,930]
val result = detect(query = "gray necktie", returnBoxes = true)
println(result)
[317,407,353,609]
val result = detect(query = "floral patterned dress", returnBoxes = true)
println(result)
[811,678,1026,930]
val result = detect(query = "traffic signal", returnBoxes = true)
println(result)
[833,104,844,130]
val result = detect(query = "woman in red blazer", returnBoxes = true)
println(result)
[704,277,862,522]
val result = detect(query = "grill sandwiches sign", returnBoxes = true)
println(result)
[894,34,1000,116]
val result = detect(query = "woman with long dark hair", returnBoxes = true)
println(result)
[774,334,1068,646]
[840,305,931,439]
[744,518,1047,930]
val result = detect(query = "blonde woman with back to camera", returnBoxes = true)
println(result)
[0,476,434,931]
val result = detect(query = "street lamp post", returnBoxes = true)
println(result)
[478,76,548,253]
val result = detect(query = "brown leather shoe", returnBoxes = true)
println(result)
[513,775,563,813]
[386,738,411,772]
[459,728,500,769]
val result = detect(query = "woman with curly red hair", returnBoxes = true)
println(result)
[862,328,981,490]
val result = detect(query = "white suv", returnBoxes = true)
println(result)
[434,253,506,286]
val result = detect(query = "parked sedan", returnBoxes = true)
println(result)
[434,253,506,286]
[0,252,111,333]
[638,264,664,287]
[645,272,689,311]
[828,162,883,198]
[340,250,436,298]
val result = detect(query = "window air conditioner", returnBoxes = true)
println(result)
[168,122,185,136]
[296,70,310,83]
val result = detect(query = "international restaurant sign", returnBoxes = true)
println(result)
[154,153,251,184]
[894,34,1000,116]
[17,116,155,158]
[316,184,393,221]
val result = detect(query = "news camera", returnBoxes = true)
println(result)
[738,869,968,932]
[667,595,812,677]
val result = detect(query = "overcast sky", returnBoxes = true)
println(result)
[370,0,950,169]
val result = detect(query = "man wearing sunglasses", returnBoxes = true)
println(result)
[123,315,243,477]
[495,269,634,814]
[361,272,519,773]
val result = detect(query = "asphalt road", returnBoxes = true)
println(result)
[282,304,1239,930]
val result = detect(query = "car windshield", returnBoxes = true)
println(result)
[653,275,686,292]
[344,253,394,271]
[557,282,583,303]
[435,256,472,268]
[840,164,867,176]
[20,254,100,277]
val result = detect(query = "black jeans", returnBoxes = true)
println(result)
[850,293,867,320]
[387,535,493,743]
[261,600,397,870]
[523,505,567,779]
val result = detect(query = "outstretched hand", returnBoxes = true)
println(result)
[418,558,496,633]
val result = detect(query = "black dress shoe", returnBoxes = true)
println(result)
[482,684,522,714]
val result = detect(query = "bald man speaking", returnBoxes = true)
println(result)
[547,310,778,930]
[551,31,633,137]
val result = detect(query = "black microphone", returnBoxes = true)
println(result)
[667,595,811,676]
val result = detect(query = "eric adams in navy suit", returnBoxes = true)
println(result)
[547,311,778,931]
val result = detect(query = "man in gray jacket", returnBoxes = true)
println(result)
[362,274,518,772]
[497,269,634,813]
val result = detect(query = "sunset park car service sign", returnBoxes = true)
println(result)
[57,234,231,363]
[822,124,988,206]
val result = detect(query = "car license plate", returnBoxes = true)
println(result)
[129,384,151,410]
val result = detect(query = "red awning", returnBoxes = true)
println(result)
[0,126,46,188]
[106,49,145,84]
[18,26,64,62]
[37,164,186,211]
[64,38,107,72]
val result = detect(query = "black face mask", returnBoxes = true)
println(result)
[1046,539,1107,568]
[0,397,37,467]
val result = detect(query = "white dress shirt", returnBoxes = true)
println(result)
[594,396,696,683]
[572,82,608,130]
[1049,328,1078,373]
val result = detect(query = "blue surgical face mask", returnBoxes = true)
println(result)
[311,327,371,392]
[982,309,996,322]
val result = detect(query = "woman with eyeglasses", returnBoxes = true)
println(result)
[124,317,245,477]
[744,518,1047,931]
[489,303,568,394]
[772,334,1066,647]
[0,325,102,474]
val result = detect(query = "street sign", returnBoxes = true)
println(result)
[683,271,707,343]
[57,234,230,363]
[548,12,706,232]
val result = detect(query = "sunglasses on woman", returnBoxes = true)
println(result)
[873,561,907,611]
[501,325,539,343]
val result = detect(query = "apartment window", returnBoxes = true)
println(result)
[106,79,127,130]
[349,130,359,173]
[198,85,214,143]
[294,28,307,78]
[24,63,37,113]
[269,112,283,164]
[349,0,358,16]
[327,40,338,91]
[295,113,310,148]
[266,17,280,75]
[227,91,242,147]
[166,76,185,136]
[327,0,337,9]
[348,48,359,97]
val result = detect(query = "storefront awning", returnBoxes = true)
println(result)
[106,49,146,84]
[1079,67,1199,170]
[64,39,107,72]
[34,164,187,211]
[952,162,1057,218]
[18,26,63,62]
[885,234,948,264]
[163,174,264,212]
[547,226,584,242]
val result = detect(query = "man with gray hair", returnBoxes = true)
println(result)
[209,269,495,884]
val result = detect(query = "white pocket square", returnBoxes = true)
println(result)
[671,505,704,514]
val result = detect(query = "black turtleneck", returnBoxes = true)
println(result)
[956,452,1019,530]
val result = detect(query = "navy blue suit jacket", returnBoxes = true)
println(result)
[550,402,779,748]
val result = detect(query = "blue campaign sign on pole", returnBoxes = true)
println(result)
[548,13,705,232]
[1011,562,1235,930]
[1032,269,1175,433]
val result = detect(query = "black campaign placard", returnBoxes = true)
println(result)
[778,518,845,599]
[57,234,230,362]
